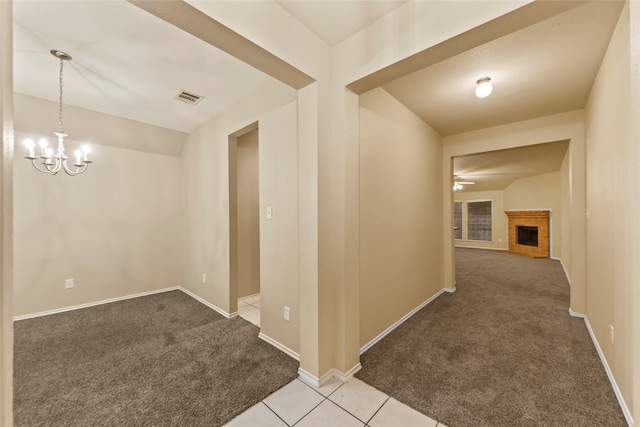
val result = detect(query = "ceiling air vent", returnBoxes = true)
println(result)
[174,90,204,105]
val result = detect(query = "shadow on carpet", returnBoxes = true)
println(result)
[356,248,626,427]
[14,290,298,426]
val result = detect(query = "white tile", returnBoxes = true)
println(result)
[224,402,286,427]
[238,304,258,316]
[240,310,261,326]
[369,398,438,427]
[251,301,261,309]
[328,377,388,423]
[243,295,261,305]
[237,300,248,308]
[263,379,324,426]
[295,400,364,427]
[306,377,344,397]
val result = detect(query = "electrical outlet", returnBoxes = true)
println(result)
[202,274,207,284]
[64,278,74,289]
[284,306,290,321]
[267,206,273,220]
[610,325,614,344]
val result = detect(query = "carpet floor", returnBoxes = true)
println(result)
[356,248,627,426]
[14,290,298,426]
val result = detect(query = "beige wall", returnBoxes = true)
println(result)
[584,1,633,418]
[630,2,640,421]
[13,130,183,316]
[181,79,299,352]
[14,94,186,157]
[197,0,530,380]
[560,149,572,280]
[236,129,260,298]
[453,190,506,250]
[258,102,300,354]
[359,88,443,347]
[504,172,562,258]
[1,0,13,423]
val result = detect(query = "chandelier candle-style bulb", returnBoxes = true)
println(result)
[23,49,93,176]
[38,138,48,156]
[82,145,90,161]
[24,139,36,158]
[74,150,83,166]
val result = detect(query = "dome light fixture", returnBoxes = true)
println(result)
[475,77,493,98]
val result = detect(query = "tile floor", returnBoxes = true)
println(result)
[225,377,448,427]
[238,294,261,327]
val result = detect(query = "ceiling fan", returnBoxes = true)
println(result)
[453,175,475,191]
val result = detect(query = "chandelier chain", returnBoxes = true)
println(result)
[58,56,64,134]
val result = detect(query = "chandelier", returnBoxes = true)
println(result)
[23,50,92,176]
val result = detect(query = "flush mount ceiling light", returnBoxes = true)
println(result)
[475,77,493,98]
[23,50,92,176]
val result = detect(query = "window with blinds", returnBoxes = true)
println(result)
[467,200,492,241]
[454,201,462,240]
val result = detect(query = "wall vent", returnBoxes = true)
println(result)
[174,90,204,105]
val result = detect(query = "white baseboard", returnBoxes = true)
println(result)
[298,368,324,388]
[333,363,362,382]
[177,286,232,318]
[455,245,504,251]
[258,332,299,361]
[552,257,572,286]
[359,287,455,355]
[568,308,585,318]
[13,287,180,321]
[569,309,633,426]
[13,286,235,321]
[298,363,362,388]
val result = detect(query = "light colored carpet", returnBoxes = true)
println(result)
[14,290,298,426]
[356,248,626,426]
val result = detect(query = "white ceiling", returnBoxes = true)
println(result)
[275,0,407,46]
[13,0,272,133]
[453,141,570,193]
[12,1,625,188]
[383,1,624,136]
[12,0,407,135]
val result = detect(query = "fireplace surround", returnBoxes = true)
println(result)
[505,210,550,257]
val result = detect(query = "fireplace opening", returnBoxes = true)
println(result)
[517,226,538,247]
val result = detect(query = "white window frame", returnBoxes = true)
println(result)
[453,200,463,240]
[467,199,492,242]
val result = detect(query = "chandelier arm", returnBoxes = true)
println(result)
[31,159,57,175]
[62,161,88,176]
[44,159,62,175]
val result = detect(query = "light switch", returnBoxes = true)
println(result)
[266,206,272,220]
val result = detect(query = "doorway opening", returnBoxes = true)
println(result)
[229,122,261,326]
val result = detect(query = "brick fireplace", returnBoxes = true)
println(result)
[504,210,550,258]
